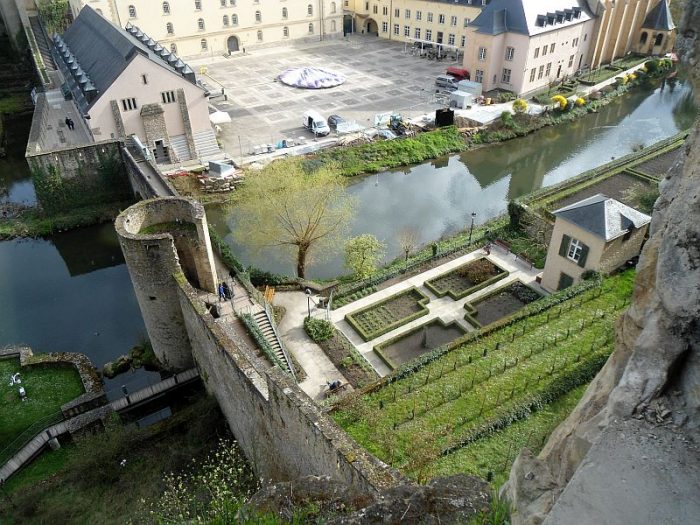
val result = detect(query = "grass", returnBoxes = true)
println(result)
[0,357,84,447]
[0,93,30,113]
[495,227,548,269]
[333,270,634,480]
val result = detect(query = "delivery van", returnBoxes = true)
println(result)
[302,110,330,136]
[435,75,459,92]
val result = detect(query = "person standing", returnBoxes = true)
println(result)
[65,116,71,129]
[218,282,226,302]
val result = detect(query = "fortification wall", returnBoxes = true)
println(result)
[175,275,403,493]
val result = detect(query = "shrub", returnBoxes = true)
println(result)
[512,99,528,114]
[581,269,601,281]
[551,95,567,110]
[497,91,516,103]
[303,317,334,343]
[457,259,499,283]
[589,90,602,101]
[575,97,586,107]
[248,267,291,286]
[500,111,516,129]
[645,59,659,73]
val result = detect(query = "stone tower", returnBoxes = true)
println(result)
[115,197,218,371]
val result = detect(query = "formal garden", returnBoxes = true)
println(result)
[425,258,508,300]
[467,281,542,327]
[333,269,635,482]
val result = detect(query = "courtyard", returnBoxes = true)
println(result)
[190,35,458,154]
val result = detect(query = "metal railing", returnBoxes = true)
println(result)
[264,302,297,383]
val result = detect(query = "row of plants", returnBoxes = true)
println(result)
[345,287,431,342]
[238,313,290,374]
[425,258,508,300]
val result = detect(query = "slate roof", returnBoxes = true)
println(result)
[59,6,196,109]
[553,194,651,242]
[641,0,675,31]
[471,0,593,36]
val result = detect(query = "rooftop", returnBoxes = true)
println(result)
[641,0,675,31]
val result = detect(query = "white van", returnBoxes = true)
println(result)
[302,110,331,136]
[435,74,459,92]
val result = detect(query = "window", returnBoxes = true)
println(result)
[427,12,433,22]
[416,11,422,21]
[382,7,388,15]
[282,7,288,18]
[161,90,176,104]
[474,69,483,83]
[501,68,511,83]
[220,0,226,6]
[534,47,539,58]
[382,22,387,32]
[460,35,466,47]
[308,23,314,33]
[568,54,574,68]
[438,14,445,24]
[654,33,663,46]
[128,5,136,18]
[331,2,336,14]
[451,15,457,26]
[448,34,455,46]
[331,20,336,31]
[170,43,177,53]
[394,8,399,17]
[393,24,399,35]
[257,30,263,41]
[584,33,587,41]
[198,18,205,30]
[542,45,548,56]
[567,238,583,262]
[405,9,410,19]
[545,62,551,77]
[404,25,410,37]
[223,15,229,26]
[166,22,174,34]
[201,38,208,50]
[538,65,544,79]
[194,0,201,10]
[572,37,579,47]
[232,14,238,25]
[365,2,369,9]
[255,10,261,22]
[121,97,137,111]
[557,272,574,290]
[307,4,313,15]
[414,27,421,39]
[283,26,289,37]
[141,74,148,85]
[550,43,555,53]
[505,46,514,60]
[530,68,536,82]
[230,0,236,4]
[478,47,486,60]
[162,2,170,15]
[425,29,432,40]
[464,18,470,27]
[373,5,377,14]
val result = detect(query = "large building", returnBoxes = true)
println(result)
[68,0,344,58]
[54,5,218,163]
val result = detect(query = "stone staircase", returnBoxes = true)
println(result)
[29,16,56,72]
[252,308,295,377]
[170,134,192,162]
[193,129,223,161]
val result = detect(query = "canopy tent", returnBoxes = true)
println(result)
[278,67,346,89]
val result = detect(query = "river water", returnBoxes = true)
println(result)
[209,78,696,279]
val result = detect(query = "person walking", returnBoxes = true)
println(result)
[65,117,71,129]
[218,282,226,302]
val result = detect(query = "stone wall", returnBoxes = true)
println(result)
[140,103,173,163]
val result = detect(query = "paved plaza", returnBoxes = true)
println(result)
[190,35,458,154]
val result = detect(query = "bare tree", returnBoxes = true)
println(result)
[397,228,421,269]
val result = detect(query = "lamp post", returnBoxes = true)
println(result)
[468,211,477,245]
[305,288,312,319]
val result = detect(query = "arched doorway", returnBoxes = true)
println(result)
[365,18,378,36]
[343,14,353,35]
[227,35,240,53]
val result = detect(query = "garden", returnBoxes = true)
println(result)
[467,281,542,327]
[333,270,634,482]
[425,258,508,300]
[345,287,430,342]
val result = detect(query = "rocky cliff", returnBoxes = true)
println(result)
[502,3,700,523]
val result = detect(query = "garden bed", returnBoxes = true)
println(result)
[633,146,685,178]
[317,329,379,388]
[425,258,508,300]
[374,319,468,370]
[345,287,430,342]
[466,282,543,327]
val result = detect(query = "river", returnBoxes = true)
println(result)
[208,77,696,280]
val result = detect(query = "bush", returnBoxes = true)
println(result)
[497,91,516,103]
[575,97,586,107]
[589,90,602,100]
[248,267,291,286]
[303,317,334,343]
[512,99,528,114]
[500,111,516,129]
[581,269,601,281]
[551,95,567,110]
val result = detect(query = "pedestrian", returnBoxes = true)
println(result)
[69,118,75,130]
[65,116,71,129]
[218,282,226,302]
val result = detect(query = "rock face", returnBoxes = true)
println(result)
[502,3,700,523]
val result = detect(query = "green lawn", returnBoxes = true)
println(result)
[334,270,634,480]
[0,357,84,448]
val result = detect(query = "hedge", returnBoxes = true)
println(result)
[424,259,509,300]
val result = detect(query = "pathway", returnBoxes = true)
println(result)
[273,291,349,401]
[331,244,546,377]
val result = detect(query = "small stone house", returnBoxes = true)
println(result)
[541,194,651,292]
[52,5,219,164]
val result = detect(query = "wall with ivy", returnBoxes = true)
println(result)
[28,141,132,214]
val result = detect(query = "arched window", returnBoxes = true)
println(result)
[654,33,663,46]
[223,15,229,26]
[282,7,288,19]
[232,14,238,25]
[308,22,314,33]
[331,2,336,14]
[257,30,263,41]
[162,2,170,15]
[283,26,289,37]
[170,43,177,53]
[194,0,202,10]
[255,10,261,22]
[640,32,648,44]
[166,22,174,34]
[128,5,136,18]
[307,4,313,15]
[331,20,336,31]
[220,0,226,6]
[198,18,205,30]
[201,38,208,50]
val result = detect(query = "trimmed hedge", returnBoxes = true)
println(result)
[424,258,509,300]
[345,287,431,342]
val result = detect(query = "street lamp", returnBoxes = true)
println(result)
[305,288,312,319]
[468,211,477,245]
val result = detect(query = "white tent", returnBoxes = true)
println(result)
[278,67,346,89]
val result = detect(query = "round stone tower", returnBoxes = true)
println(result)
[115,197,218,371]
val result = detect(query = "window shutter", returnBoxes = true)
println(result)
[578,243,589,267]
[559,234,571,257]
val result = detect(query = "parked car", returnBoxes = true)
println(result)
[327,114,346,131]
[446,66,470,81]
[302,110,330,136]
[435,74,459,92]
